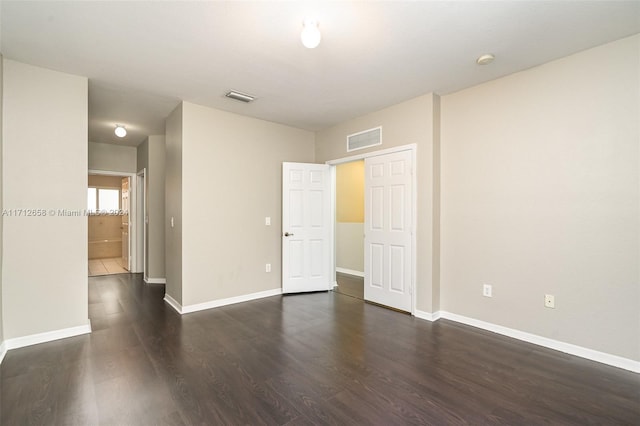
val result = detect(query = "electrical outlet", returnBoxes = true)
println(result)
[483,284,492,298]
[545,294,555,308]
[265,263,271,273]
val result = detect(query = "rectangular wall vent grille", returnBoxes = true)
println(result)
[347,127,382,152]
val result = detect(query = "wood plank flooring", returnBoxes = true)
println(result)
[334,272,364,300]
[1,273,639,425]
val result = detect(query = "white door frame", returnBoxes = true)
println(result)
[326,143,417,314]
[88,169,140,273]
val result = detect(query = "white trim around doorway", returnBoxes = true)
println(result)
[326,143,418,315]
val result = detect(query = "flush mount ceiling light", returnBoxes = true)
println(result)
[225,90,255,103]
[114,125,127,137]
[301,18,321,49]
[476,53,495,65]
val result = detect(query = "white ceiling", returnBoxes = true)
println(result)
[2,1,639,147]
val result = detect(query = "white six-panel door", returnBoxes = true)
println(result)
[282,162,332,293]
[364,150,413,312]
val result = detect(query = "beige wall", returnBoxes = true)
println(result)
[88,174,122,188]
[148,135,166,280]
[137,135,166,280]
[432,99,441,313]
[137,138,148,172]
[165,105,183,304]
[2,60,89,339]
[336,161,364,222]
[336,223,364,273]
[315,93,441,312]
[180,102,315,306]
[0,54,4,346]
[440,35,640,361]
[89,141,137,173]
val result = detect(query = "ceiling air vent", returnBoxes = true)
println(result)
[347,126,382,152]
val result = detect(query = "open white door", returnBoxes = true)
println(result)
[282,162,332,293]
[364,150,413,312]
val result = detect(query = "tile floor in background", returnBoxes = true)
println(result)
[89,257,128,276]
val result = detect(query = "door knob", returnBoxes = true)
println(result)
[284,232,294,237]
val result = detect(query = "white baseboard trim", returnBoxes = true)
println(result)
[0,340,7,365]
[336,267,364,278]
[183,288,283,314]
[3,322,92,353]
[414,309,442,322]
[164,293,183,314]
[427,311,639,373]
[164,288,283,315]
[144,277,166,284]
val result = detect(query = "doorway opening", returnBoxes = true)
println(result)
[328,144,417,314]
[334,160,365,300]
[88,171,138,276]
[281,144,416,313]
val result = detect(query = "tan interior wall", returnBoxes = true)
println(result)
[336,160,364,222]
[0,54,4,345]
[440,35,639,361]
[88,141,137,173]
[88,174,122,188]
[179,101,315,306]
[147,136,166,280]
[3,59,89,340]
[165,104,183,304]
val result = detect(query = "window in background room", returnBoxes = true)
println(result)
[87,188,120,213]
[87,188,97,212]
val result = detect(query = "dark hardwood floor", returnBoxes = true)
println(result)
[334,272,364,300]
[1,274,639,425]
